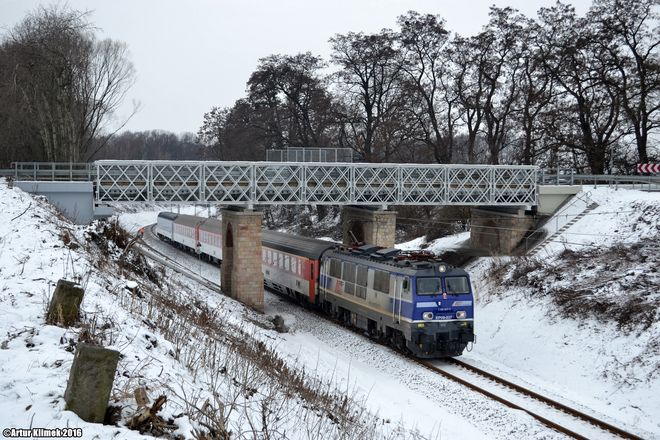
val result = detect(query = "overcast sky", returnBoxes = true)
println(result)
[1,0,592,135]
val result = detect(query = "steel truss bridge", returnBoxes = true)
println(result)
[88,161,538,206]
[5,161,541,206]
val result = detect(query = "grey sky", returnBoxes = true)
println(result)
[1,0,592,135]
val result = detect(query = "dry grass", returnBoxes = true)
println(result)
[82,220,429,439]
[85,219,164,285]
[486,239,660,332]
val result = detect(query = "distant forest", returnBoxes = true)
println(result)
[1,0,658,173]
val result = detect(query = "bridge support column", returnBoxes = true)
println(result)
[342,206,397,248]
[221,208,264,312]
[470,207,535,255]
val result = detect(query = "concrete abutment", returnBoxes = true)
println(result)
[341,206,397,248]
[469,207,536,255]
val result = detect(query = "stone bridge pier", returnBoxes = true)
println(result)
[342,206,397,248]
[221,208,264,311]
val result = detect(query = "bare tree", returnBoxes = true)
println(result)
[1,5,136,163]
[591,0,660,165]
[330,30,404,162]
[452,36,486,163]
[538,2,624,173]
[513,17,557,165]
[397,11,458,163]
[246,52,336,150]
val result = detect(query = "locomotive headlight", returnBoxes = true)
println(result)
[456,311,467,319]
[422,312,434,321]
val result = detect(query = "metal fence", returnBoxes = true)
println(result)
[266,148,354,163]
[538,169,660,190]
[4,162,94,181]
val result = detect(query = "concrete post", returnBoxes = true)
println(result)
[342,206,397,248]
[221,209,264,311]
[46,279,84,327]
[64,344,120,423]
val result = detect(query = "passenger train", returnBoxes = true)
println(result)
[156,212,475,358]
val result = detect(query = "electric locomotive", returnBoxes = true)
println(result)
[318,246,475,358]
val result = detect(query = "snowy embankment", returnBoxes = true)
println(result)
[3,179,657,439]
[0,183,437,439]
[408,187,660,438]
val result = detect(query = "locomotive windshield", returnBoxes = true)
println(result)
[445,276,471,294]
[416,277,442,295]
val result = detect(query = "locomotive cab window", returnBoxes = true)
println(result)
[445,276,470,294]
[416,277,442,295]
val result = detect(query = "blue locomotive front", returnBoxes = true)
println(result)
[407,263,475,357]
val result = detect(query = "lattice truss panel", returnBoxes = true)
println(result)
[400,166,447,203]
[492,168,537,204]
[354,166,398,203]
[256,164,303,203]
[204,163,253,203]
[96,162,150,202]
[152,163,202,202]
[94,161,537,206]
[305,165,351,203]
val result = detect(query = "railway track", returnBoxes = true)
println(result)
[134,223,646,440]
[134,225,223,295]
[418,358,644,440]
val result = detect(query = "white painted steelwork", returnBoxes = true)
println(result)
[94,160,538,206]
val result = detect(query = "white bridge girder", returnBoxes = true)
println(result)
[94,161,538,206]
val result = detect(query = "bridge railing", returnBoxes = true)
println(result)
[539,169,660,189]
[6,162,94,181]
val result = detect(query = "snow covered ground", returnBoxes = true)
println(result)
[1,181,658,439]
[402,187,660,438]
[464,188,660,438]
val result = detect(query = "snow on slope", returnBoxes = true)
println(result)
[1,181,565,439]
[4,180,656,439]
[0,185,426,439]
[405,187,660,438]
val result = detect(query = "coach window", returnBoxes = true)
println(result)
[278,253,283,269]
[284,255,290,272]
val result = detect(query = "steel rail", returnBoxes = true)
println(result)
[445,358,644,439]
[415,358,643,440]
[134,226,223,295]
